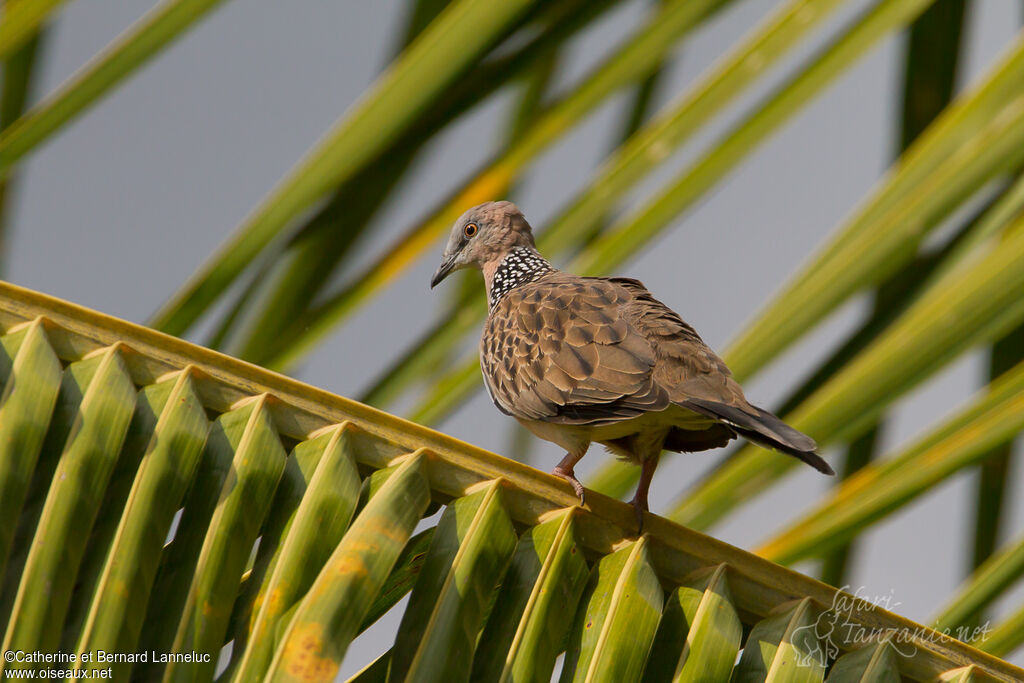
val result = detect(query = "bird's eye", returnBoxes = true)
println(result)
[464,222,478,238]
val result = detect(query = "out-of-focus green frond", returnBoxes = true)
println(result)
[404,0,943,427]
[756,358,1024,565]
[821,0,967,589]
[967,320,1024,588]
[977,606,1024,660]
[658,33,1024,528]
[260,0,735,370]
[0,0,232,180]
[360,0,852,408]
[150,0,539,337]
[210,0,576,356]
[722,26,1024,382]
[670,214,1024,530]
[933,528,1024,638]
[0,0,65,61]
[0,26,45,270]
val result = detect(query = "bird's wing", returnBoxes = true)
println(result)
[480,273,670,424]
[605,276,752,410]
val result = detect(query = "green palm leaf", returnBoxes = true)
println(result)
[721,26,1024,382]
[731,598,825,682]
[389,479,517,682]
[232,424,362,681]
[264,452,429,683]
[1,344,136,664]
[0,0,231,179]
[670,215,1024,529]
[257,0,733,370]
[979,608,1024,659]
[0,320,61,580]
[165,396,286,682]
[757,357,1024,565]
[150,0,538,337]
[826,640,900,683]
[361,0,854,408]
[0,0,65,60]
[0,0,1023,678]
[561,537,663,683]
[470,508,589,682]
[0,282,1017,680]
[72,371,208,679]
[404,0,950,427]
[933,528,1024,639]
[642,563,742,682]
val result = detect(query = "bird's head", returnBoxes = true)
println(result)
[430,201,536,288]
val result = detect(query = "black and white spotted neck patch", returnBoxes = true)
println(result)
[489,247,554,307]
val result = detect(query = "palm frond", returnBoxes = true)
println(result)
[0,283,1017,680]
[150,0,540,336]
[360,0,855,408]
[671,215,1024,529]
[0,0,65,60]
[757,357,1024,565]
[258,0,734,370]
[0,0,231,179]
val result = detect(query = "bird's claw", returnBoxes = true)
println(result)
[552,466,586,506]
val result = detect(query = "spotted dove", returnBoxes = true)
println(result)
[431,201,833,531]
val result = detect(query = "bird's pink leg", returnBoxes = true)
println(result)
[552,450,587,505]
[629,452,661,534]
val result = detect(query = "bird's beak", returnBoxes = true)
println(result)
[430,256,456,289]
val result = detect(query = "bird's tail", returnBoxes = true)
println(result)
[682,398,834,475]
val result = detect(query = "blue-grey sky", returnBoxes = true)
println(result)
[8,0,1023,674]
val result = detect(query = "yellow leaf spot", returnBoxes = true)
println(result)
[331,552,369,577]
[282,622,339,683]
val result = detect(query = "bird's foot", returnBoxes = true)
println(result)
[628,494,649,536]
[552,465,585,506]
